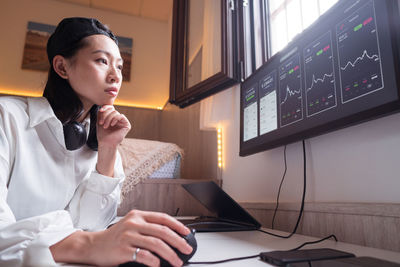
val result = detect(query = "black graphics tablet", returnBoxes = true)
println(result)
[287,256,400,267]
[260,248,355,266]
[179,181,261,232]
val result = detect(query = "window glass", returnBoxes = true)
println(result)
[286,0,302,41]
[268,0,339,55]
[270,7,288,54]
[301,0,319,29]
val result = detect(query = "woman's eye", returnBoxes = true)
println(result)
[118,65,123,71]
[97,58,107,64]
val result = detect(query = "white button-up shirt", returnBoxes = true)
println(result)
[0,96,125,266]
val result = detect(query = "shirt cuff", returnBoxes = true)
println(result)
[0,210,77,266]
[86,171,123,195]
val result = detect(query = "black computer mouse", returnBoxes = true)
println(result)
[120,229,197,267]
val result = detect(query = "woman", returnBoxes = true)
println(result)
[0,17,192,267]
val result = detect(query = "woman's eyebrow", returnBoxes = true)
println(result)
[92,50,123,62]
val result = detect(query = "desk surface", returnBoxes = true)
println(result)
[187,228,400,266]
[59,228,400,266]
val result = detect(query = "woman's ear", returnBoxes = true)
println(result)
[52,55,69,79]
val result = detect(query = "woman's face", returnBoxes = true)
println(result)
[65,34,123,110]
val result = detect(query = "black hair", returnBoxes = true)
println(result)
[43,38,88,124]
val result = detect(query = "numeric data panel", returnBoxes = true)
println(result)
[243,84,258,142]
[259,71,278,135]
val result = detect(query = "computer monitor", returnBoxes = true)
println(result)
[240,0,400,156]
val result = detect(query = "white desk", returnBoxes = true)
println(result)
[188,229,400,266]
[59,228,400,266]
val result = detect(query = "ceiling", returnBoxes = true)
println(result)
[54,0,173,22]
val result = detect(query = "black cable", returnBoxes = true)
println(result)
[272,144,288,229]
[187,254,260,265]
[187,234,338,265]
[289,234,338,251]
[184,220,249,228]
[257,139,307,239]
[187,142,340,265]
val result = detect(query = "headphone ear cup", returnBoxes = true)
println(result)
[86,105,99,151]
[63,121,87,150]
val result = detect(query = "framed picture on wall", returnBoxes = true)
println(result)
[116,36,133,82]
[21,21,55,72]
[21,21,133,81]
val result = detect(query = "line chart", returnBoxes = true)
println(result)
[336,0,383,103]
[281,85,301,105]
[279,53,303,127]
[340,49,379,71]
[304,31,337,117]
[307,73,334,92]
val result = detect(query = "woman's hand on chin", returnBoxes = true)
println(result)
[96,105,131,148]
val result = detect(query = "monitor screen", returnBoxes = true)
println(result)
[240,0,400,156]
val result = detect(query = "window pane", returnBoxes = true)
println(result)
[301,0,319,29]
[244,5,253,79]
[286,0,302,41]
[269,0,284,13]
[268,0,338,56]
[253,0,263,69]
[319,0,338,14]
[270,8,288,55]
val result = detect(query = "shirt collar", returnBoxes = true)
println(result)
[27,97,58,127]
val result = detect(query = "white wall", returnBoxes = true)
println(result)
[201,84,400,204]
[0,0,170,108]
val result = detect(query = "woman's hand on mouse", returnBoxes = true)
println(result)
[50,210,192,266]
[88,210,193,267]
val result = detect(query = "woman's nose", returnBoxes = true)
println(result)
[108,66,121,84]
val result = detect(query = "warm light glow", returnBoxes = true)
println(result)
[114,99,164,110]
[0,89,164,110]
[0,88,42,97]
[217,128,223,169]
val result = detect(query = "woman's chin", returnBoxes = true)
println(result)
[99,99,115,106]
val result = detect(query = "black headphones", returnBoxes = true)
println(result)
[63,105,99,151]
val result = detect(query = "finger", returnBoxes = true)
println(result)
[116,114,131,129]
[130,234,183,267]
[141,211,191,236]
[139,222,193,256]
[99,105,114,112]
[110,117,119,127]
[103,110,120,128]
[97,106,115,126]
[132,248,160,267]
[110,114,126,128]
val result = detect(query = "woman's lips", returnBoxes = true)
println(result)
[105,88,118,97]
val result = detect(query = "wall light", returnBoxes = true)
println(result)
[0,88,164,110]
[217,128,223,169]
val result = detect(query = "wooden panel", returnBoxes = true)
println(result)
[116,103,217,181]
[159,102,218,180]
[116,105,161,141]
[241,202,400,252]
[118,178,219,216]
